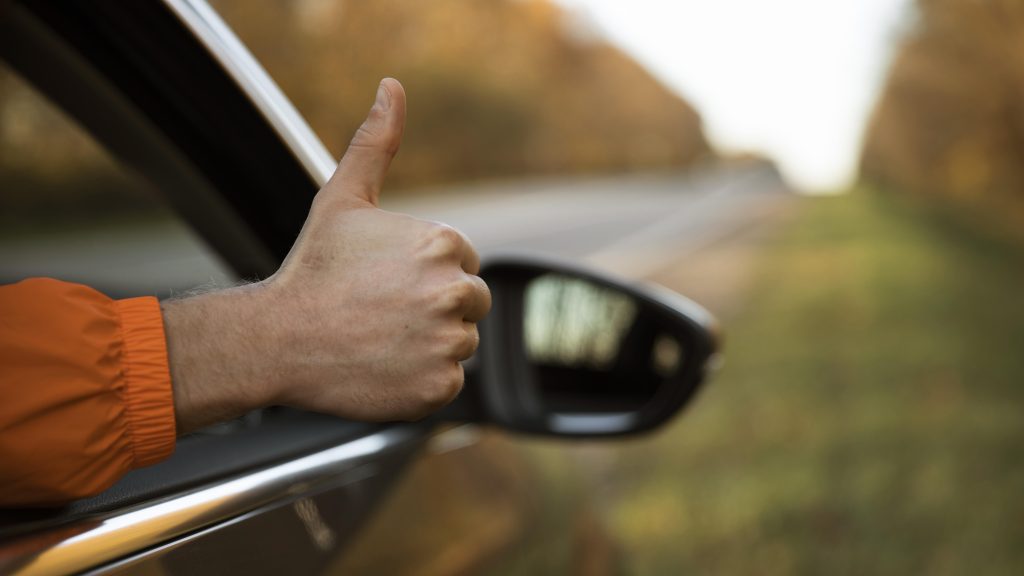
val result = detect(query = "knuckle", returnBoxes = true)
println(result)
[348,114,400,156]
[417,366,464,413]
[434,277,474,313]
[477,278,493,314]
[444,327,466,354]
[350,121,383,149]
[448,277,476,309]
[443,324,478,360]
[428,224,464,256]
[464,325,481,357]
[442,365,466,401]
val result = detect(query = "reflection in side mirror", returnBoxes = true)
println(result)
[525,274,683,414]
[452,255,720,438]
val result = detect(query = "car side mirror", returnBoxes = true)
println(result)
[444,255,721,437]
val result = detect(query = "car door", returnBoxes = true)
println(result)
[0,1,556,573]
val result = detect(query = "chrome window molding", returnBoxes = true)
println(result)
[162,0,337,186]
[0,425,425,576]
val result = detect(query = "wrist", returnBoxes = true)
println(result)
[162,281,280,434]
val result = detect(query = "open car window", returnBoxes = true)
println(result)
[0,1,389,534]
[0,60,377,533]
[0,63,235,299]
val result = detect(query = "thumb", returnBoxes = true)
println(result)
[327,78,406,206]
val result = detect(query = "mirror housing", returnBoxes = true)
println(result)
[446,254,721,437]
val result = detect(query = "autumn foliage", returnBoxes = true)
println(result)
[211,0,711,190]
[0,0,711,226]
[860,0,1024,222]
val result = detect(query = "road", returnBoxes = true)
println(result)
[0,163,791,298]
[386,162,790,281]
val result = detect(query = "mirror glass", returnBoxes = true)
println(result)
[523,273,687,413]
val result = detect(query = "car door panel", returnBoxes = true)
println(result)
[93,436,421,575]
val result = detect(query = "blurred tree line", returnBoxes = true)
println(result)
[1,0,710,228]
[209,0,711,189]
[860,0,1024,224]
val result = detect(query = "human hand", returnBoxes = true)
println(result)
[262,77,491,421]
[164,78,491,433]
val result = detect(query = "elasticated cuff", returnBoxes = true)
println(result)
[115,296,176,468]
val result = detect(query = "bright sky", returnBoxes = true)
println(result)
[552,0,912,192]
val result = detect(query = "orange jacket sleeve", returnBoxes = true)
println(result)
[0,278,176,507]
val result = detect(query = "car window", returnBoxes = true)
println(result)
[0,64,234,300]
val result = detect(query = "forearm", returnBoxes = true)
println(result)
[161,283,279,435]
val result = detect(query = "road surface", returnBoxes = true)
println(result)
[0,163,791,297]
[389,162,789,280]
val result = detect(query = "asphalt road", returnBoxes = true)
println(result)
[0,163,790,296]
[386,162,790,280]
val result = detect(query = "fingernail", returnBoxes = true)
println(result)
[375,80,391,111]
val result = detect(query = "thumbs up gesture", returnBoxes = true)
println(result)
[164,79,491,431]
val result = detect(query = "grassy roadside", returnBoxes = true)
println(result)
[601,190,1024,574]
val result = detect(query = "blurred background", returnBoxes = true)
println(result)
[2,0,1023,574]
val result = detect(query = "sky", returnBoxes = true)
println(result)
[551,0,913,192]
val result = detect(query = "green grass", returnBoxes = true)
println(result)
[599,190,1024,575]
